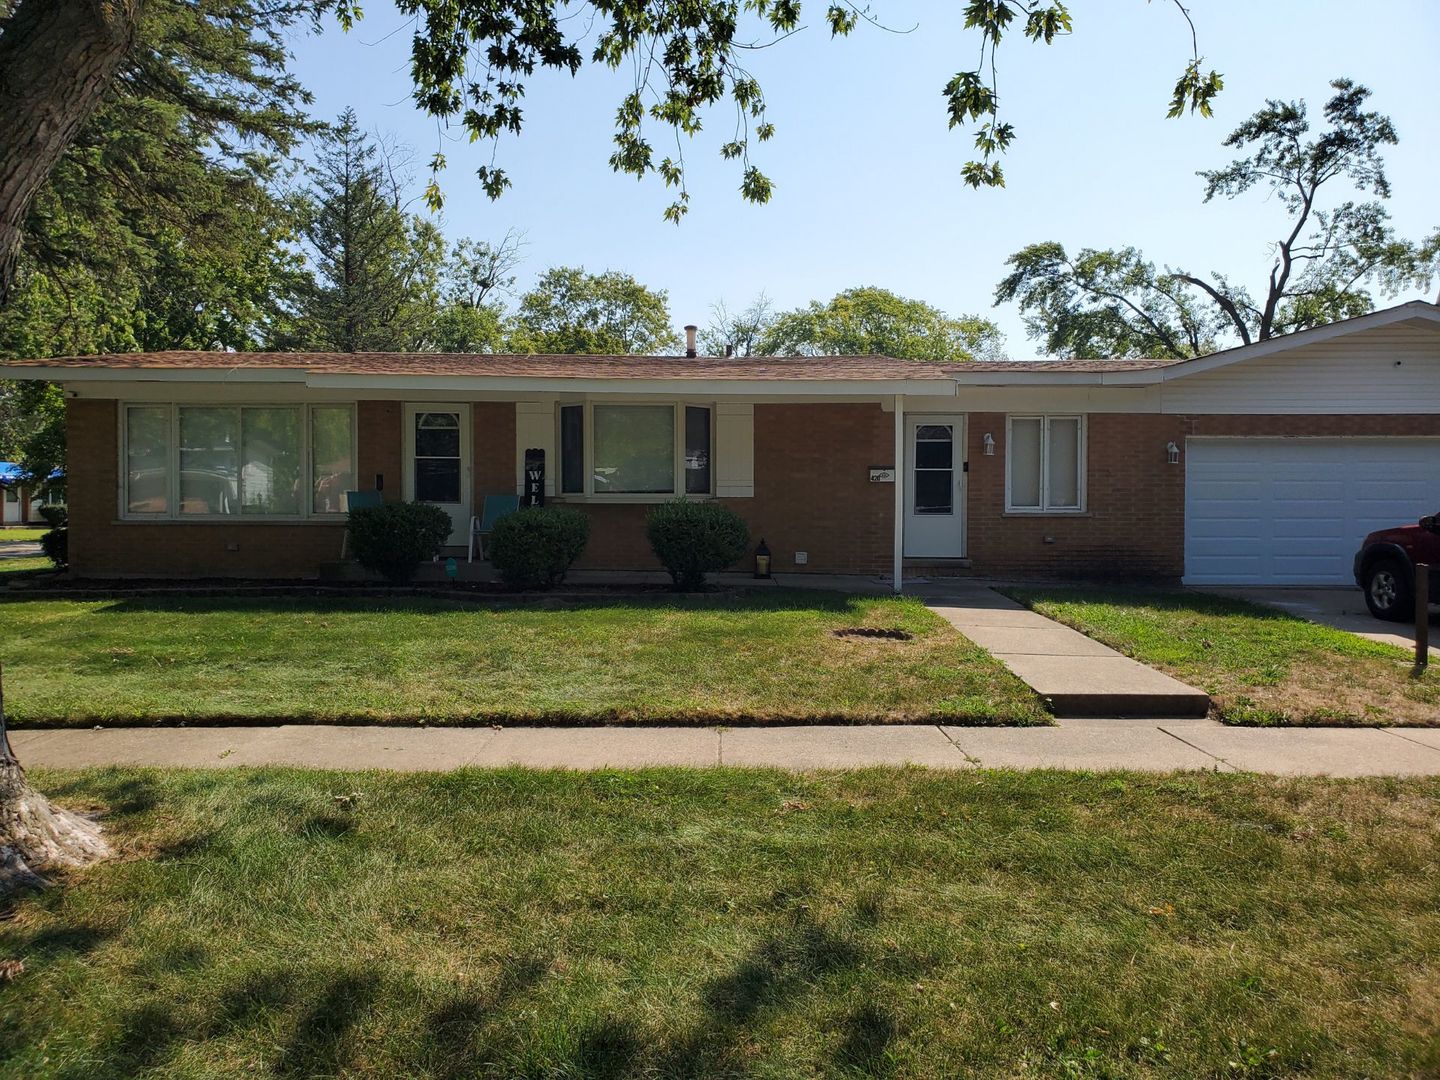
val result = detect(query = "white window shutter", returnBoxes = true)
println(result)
[515,402,556,496]
[715,403,754,498]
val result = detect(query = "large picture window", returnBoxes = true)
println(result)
[122,403,355,520]
[1006,415,1085,513]
[557,402,714,499]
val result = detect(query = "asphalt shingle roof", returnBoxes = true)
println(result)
[0,351,1182,379]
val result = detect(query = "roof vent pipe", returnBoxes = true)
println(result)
[684,324,697,358]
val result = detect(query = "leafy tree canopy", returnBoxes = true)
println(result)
[360,0,1220,218]
[758,287,1006,362]
[996,79,1440,359]
[509,267,681,355]
[1,1,1221,307]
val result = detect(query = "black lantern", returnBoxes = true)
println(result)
[754,538,772,579]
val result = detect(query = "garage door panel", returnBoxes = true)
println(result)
[1184,438,1440,585]
[1187,520,1264,540]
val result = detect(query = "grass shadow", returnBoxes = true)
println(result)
[80,588,880,620]
[277,969,380,1076]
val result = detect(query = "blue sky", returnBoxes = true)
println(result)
[286,1,1438,356]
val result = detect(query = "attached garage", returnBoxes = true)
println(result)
[1184,438,1440,585]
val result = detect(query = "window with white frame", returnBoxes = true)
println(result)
[558,402,713,498]
[122,403,355,519]
[1006,415,1085,512]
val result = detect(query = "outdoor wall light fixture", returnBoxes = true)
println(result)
[754,538,772,579]
[1166,442,1180,465]
[982,433,996,456]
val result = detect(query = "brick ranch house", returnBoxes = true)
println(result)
[2,301,1437,587]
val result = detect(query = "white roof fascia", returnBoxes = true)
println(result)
[4,367,310,384]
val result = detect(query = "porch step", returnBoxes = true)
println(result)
[903,558,974,577]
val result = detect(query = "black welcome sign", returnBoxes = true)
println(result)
[524,448,545,507]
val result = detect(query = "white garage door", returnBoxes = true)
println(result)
[1184,438,1440,585]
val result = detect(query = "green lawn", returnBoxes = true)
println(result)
[3,767,1438,1078]
[0,591,1047,725]
[1004,586,1438,726]
[0,527,47,544]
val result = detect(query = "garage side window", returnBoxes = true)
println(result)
[1006,415,1085,513]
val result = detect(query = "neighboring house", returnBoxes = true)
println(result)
[0,462,51,526]
[1,301,1437,586]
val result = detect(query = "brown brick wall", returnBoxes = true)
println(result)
[63,397,1440,581]
[568,402,896,574]
[357,401,402,502]
[66,399,344,578]
[1181,415,1440,438]
[473,402,516,505]
[966,412,1440,581]
[966,412,1186,580]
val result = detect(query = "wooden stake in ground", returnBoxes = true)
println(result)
[0,663,111,894]
[1416,563,1431,676]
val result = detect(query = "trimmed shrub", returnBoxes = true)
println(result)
[38,504,67,569]
[347,501,452,583]
[646,499,749,590]
[488,506,590,590]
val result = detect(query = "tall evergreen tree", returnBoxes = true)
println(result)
[291,110,446,352]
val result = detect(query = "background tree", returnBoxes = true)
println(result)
[428,234,523,352]
[289,110,449,352]
[700,294,775,357]
[509,267,680,355]
[758,287,1006,362]
[996,79,1440,359]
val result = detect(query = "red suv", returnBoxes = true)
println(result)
[1353,512,1440,621]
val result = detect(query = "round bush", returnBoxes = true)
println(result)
[347,501,453,583]
[646,499,750,590]
[488,506,591,590]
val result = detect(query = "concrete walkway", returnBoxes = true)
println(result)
[12,720,1440,776]
[917,584,1210,718]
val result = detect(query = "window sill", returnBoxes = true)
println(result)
[1001,510,1091,518]
[112,517,347,526]
[552,494,715,506]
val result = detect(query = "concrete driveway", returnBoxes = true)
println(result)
[1208,586,1438,650]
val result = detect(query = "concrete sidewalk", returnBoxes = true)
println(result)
[11,720,1440,776]
[917,584,1210,718]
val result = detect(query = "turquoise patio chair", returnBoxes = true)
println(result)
[340,489,385,558]
[468,494,521,563]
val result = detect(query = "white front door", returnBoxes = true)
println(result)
[403,404,472,545]
[904,415,966,558]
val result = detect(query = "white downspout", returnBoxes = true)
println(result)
[893,393,904,593]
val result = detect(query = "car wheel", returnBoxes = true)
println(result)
[1363,559,1413,622]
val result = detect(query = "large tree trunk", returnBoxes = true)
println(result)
[1,756,112,893]
[0,666,110,894]
[0,0,144,306]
